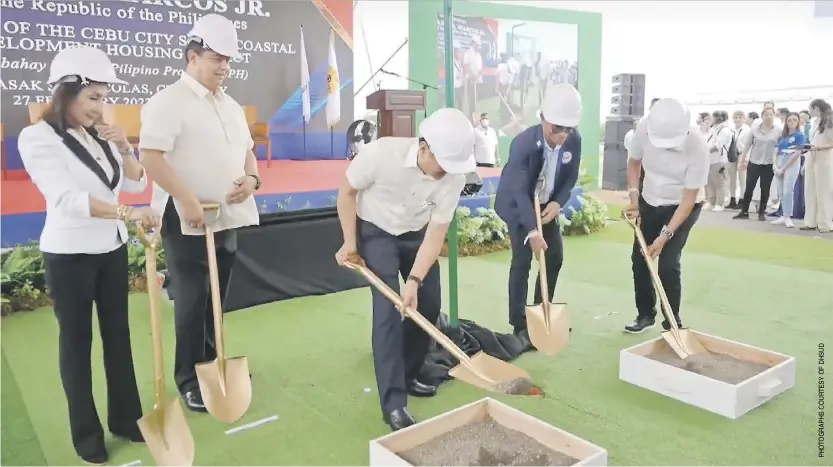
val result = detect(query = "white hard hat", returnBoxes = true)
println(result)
[646,98,691,149]
[187,13,240,59]
[419,107,476,175]
[541,83,582,127]
[47,46,125,86]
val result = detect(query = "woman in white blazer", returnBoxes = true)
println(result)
[17,46,160,465]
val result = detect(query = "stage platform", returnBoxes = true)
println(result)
[0,161,502,247]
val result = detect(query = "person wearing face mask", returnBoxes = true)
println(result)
[17,46,161,465]
[622,98,708,334]
[333,107,476,431]
[726,110,749,209]
[494,84,583,349]
[138,14,261,413]
[704,110,732,211]
[734,107,782,221]
[474,112,500,167]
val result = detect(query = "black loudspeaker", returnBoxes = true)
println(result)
[602,119,637,190]
[610,73,646,118]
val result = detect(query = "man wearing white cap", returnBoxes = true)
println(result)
[494,83,583,350]
[623,98,709,334]
[138,14,260,412]
[334,107,476,431]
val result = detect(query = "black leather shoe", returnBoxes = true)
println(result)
[80,450,108,465]
[514,328,536,351]
[733,212,749,219]
[624,317,655,333]
[183,390,207,413]
[407,379,437,397]
[383,408,416,431]
[111,429,144,443]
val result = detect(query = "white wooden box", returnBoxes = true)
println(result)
[369,397,607,466]
[619,331,796,419]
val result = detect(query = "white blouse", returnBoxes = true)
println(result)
[18,121,147,254]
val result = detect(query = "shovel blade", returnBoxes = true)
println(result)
[661,329,708,360]
[449,351,533,392]
[195,357,252,424]
[525,303,570,356]
[137,399,195,466]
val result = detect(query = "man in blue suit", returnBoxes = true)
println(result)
[494,84,583,349]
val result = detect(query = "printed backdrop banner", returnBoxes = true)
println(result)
[0,0,354,163]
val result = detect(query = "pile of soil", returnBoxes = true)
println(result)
[495,377,536,395]
[646,344,771,384]
[398,419,579,466]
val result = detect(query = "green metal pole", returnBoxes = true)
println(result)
[442,0,459,328]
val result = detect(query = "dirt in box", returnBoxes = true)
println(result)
[646,343,771,384]
[398,418,579,466]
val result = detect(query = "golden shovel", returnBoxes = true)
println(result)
[135,224,195,466]
[343,258,535,395]
[195,203,252,423]
[622,213,708,359]
[525,194,570,356]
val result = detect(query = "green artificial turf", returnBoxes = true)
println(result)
[2,220,831,465]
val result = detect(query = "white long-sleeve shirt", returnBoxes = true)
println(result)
[707,122,734,164]
[18,121,147,254]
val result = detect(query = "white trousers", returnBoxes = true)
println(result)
[804,151,833,230]
[727,161,745,200]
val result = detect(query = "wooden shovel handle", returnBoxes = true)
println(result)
[621,214,683,341]
[204,223,226,375]
[532,197,551,327]
[137,222,166,408]
[344,261,494,383]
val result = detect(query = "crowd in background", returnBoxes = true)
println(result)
[632,99,833,233]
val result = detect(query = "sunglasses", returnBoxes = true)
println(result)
[552,124,577,135]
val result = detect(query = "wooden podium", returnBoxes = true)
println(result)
[366,90,426,138]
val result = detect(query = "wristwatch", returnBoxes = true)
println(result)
[660,225,674,239]
[407,275,423,288]
[247,174,261,190]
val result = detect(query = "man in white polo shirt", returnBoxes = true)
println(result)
[623,98,709,334]
[138,14,260,413]
[474,112,499,167]
[334,107,475,431]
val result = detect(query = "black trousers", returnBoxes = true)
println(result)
[357,220,441,414]
[741,163,774,214]
[632,198,702,324]
[507,209,564,332]
[161,198,237,394]
[43,244,142,458]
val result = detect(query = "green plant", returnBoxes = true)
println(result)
[125,224,166,279]
[559,195,608,236]
[9,280,49,312]
[447,207,510,256]
[1,243,45,294]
